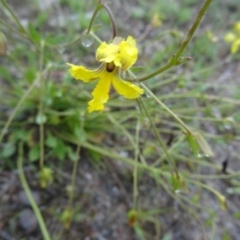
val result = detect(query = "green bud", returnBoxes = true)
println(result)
[60,208,73,229]
[216,193,227,211]
[39,167,53,188]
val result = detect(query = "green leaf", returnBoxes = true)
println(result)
[171,173,188,193]
[29,144,40,162]
[74,127,87,142]
[186,133,199,157]
[88,149,101,162]
[48,115,60,125]
[45,133,58,148]
[134,223,146,240]
[24,68,36,84]
[28,23,41,43]
[171,174,182,192]
[186,131,214,157]
[67,147,78,161]
[52,139,67,161]
[1,143,16,158]
[195,132,214,157]
[12,130,29,142]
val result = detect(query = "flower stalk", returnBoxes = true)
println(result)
[87,0,117,39]
[18,143,51,240]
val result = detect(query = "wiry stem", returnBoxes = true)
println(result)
[175,0,213,59]
[136,0,213,82]
[18,143,51,240]
[101,2,117,38]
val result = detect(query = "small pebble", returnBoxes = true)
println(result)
[19,209,38,233]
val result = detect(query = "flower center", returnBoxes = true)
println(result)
[106,62,115,72]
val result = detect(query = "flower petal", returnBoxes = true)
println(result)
[96,36,138,70]
[67,63,101,82]
[231,39,240,54]
[234,22,240,34]
[224,33,236,43]
[117,36,138,70]
[88,71,112,112]
[96,42,119,63]
[112,74,144,99]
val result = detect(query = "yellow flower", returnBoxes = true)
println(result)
[67,36,144,112]
[224,22,240,54]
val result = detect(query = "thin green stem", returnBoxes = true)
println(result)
[140,83,192,134]
[67,113,85,214]
[152,135,185,168]
[210,218,217,240]
[0,0,26,34]
[101,2,117,38]
[159,92,240,105]
[68,144,81,207]
[133,116,141,209]
[86,1,103,35]
[178,193,213,215]
[136,0,212,82]
[108,112,147,166]
[175,0,213,59]
[0,18,26,37]
[46,35,82,48]
[107,114,136,147]
[39,41,45,170]
[187,179,226,209]
[86,1,117,39]
[90,31,102,43]
[138,62,173,82]
[55,131,166,176]
[17,143,51,240]
[0,76,41,144]
[190,172,240,180]
[138,97,179,178]
[177,115,229,123]
[0,0,39,49]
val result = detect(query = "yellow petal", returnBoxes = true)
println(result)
[96,36,138,70]
[96,42,119,63]
[117,36,138,70]
[224,32,236,42]
[234,22,240,34]
[88,71,112,112]
[67,63,101,82]
[231,39,240,54]
[112,74,144,99]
